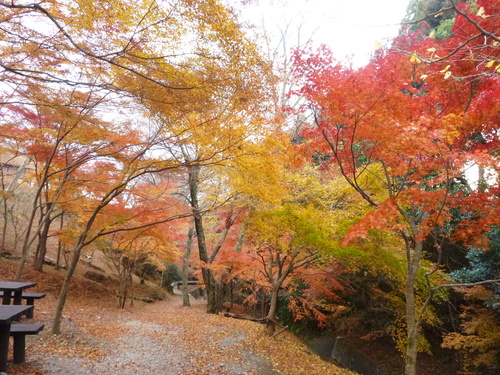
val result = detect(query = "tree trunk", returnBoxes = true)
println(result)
[119,280,127,309]
[52,202,104,334]
[404,239,424,375]
[260,288,267,318]
[52,242,84,334]
[1,199,7,252]
[15,197,39,280]
[129,272,134,307]
[0,174,7,252]
[34,203,54,272]
[229,279,234,310]
[201,268,223,313]
[265,285,280,336]
[405,272,418,375]
[188,164,223,314]
[56,242,64,270]
[182,227,194,307]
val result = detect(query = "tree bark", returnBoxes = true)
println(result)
[266,285,281,336]
[404,236,424,375]
[51,192,110,333]
[0,172,7,253]
[129,272,134,307]
[15,193,40,280]
[229,279,234,310]
[201,267,223,314]
[52,242,83,334]
[16,154,65,281]
[34,202,54,272]
[182,226,194,307]
[0,195,7,253]
[55,213,64,270]
[188,164,223,314]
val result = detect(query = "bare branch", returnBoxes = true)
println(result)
[433,278,500,291]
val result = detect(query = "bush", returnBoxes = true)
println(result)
[161,263,182,292]
[84,270,109,283]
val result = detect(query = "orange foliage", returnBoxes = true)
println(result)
[442,287,500,374]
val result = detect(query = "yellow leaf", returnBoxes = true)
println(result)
[420,74,428,80]
[496,65,500,73]
[428,30,436,39]
[494,41,499,46]
[427,47,436,52]
[410,52,421,63]
[444,71,452,79]
[486,60,495,68]
[434,11,443,17]
[440,65,450,73]
[477,7,485,17]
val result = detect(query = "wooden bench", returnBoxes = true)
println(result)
[9,323,44,363]
[19,293,46,318]
[0,292,45,318]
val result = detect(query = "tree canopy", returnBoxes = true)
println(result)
[1,1,499,374]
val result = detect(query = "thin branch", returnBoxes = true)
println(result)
[0,1,194,91]
[433,278,500,292]
[450,0,500,42]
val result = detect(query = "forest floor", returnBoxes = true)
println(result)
[1,258,354,375]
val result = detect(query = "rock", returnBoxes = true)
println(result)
[84,270,109,283]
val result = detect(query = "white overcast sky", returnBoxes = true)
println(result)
[237,0,410,66]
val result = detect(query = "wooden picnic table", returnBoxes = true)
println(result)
[0,304,33,372]
[0,281,36,305]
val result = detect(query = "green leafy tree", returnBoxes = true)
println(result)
[162,263,182,294]
[451,227,500,310]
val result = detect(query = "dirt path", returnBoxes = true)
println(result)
[0,259,349,375]
[20,296,281,375]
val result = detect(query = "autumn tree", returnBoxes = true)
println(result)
[403,0,464,31]
[131,0,277,312]
[228,138,343,335]
[101,226,177,309]
[439,227,500,373]
[186,163,250,314]
[0,0,279,330]
[271,168,413,340]
[292,2,499,371]
[181,225,195,307]
[0,0,193,276]
[0,85,129,278]
[95,182,186,308]
[49,144,198,333]
[405,0,500,73]
[0,152,31,253]
[442,286,500,374]
[245,203,330,335]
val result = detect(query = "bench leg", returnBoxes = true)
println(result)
[25,298,35,318]
[1,291,12,305]
[12,335,26,364]
[0,325,9,372]
[13,291,23,305]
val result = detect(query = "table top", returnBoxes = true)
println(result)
[0,281,36,291]
[0,305,33,324]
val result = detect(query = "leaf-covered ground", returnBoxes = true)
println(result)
[2,260,354,375]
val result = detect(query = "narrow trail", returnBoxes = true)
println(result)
[19,296,281,375]
[0,259,349,375]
